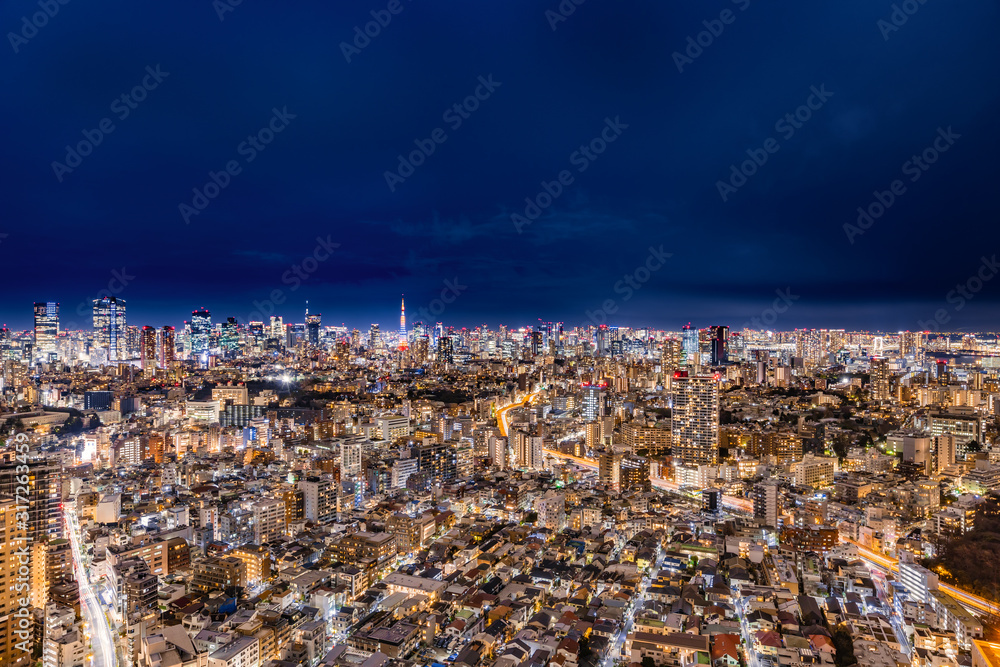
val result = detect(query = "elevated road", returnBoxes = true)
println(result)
[845,538,1000,617]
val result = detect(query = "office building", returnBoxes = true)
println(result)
[33,301,59,362]
[92,296,127,361]
[160,325,175,369]
[140,326,157,371]
[190,309,211,358]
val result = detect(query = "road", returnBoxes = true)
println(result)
[607,550,663,665]
[66,507,118,667]
[845,538,1000,617]
[495,391,541,436]
[870,570,912,657]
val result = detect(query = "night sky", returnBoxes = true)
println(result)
[3,0,1000,333]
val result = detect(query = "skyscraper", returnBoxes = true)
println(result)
[398,295,407,351]
[221,317,238,356]
[160,325,175,369]
[32,301,59,362]
[92,296,127,361]
[191,309,211,357]
[681,324,699,366]
[140,326,157,371]
[709,325,729,365]
[670,373,720,467]
[305,308,321,347]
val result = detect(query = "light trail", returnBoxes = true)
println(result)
[66,507,117,667]
[845,538,1000,617]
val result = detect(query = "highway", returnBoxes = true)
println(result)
[845,538,1000,617]
[495,391,541,436]
[66,507,118,667]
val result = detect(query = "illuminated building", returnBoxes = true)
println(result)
[661,337,682,370]
[305,309,321,346]
[140,325,157,371]
[32,301,58,362]
[581,383,607,421]
[398,295,407,351]
[621,455,650,491]
[437,336,453,364]
[190,309,211,357]
[871,357,890,401]
[670,373,720,466]
[160,325,175,369]
[681,324,698,366]
[92,295,127,361]
[220,317,238,356]
[369,323,381,350]
[0,499,30,667]
[599,451,621,491]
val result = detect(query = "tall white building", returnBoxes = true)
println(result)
[899,559,939,604]
[670,374,720,466]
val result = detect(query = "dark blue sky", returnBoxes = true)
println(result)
[3,0,1000,332]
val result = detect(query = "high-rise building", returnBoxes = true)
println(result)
[437,336,453,364]
[398,296,408,351]
[0,460,62,543]
[33,301,59,362]
[709,325,729,365]
[871,357,890,401]
[661,337,682,370]
[305,310,321,347]
[581,384,607,422]
[369,323,381,351]
[670,373,720,467]
[0,499,30,667]
[160,326,175,369]
[140,326,157,371]
[92,296,127,361]
[190,309,211,358]
[681,325,699,366]
[220,317,238,356]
